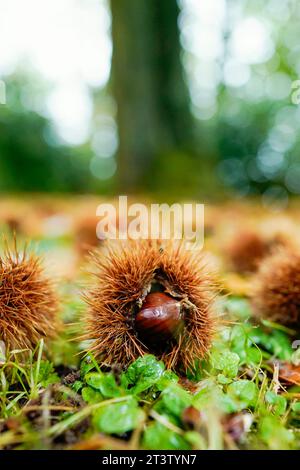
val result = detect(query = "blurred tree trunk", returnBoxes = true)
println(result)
[110,0,194,192]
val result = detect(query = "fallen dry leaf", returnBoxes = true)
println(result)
[278,362,300,386]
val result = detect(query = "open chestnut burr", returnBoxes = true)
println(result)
[84,239,218,371]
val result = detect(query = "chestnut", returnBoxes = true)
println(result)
[135,292,184,346]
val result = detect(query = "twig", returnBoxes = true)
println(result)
[272,361,280,394]
[23,405,77,412]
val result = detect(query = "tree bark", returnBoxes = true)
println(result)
[110,0,193,193]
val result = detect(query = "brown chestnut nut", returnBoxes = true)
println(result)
[135,292,184,346]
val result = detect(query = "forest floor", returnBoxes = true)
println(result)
[0,196,300,450]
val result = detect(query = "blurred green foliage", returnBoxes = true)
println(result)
[0,75,93,193]
[0,0,300,200]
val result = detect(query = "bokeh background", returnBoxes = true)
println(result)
[1,0,300,207]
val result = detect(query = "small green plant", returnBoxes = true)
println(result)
[0,281,299,450]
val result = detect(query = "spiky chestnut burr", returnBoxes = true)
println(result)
[84,239,218,371]
[75,215,101,257]
[226,231,269,274]
[226,228,295,275]
[251,249,300,326]
[0,244,59,352]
